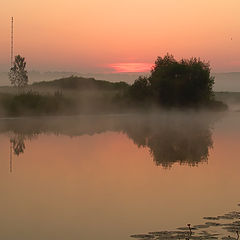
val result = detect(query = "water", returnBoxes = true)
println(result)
[0,111,239,240]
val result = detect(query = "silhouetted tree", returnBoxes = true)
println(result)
[129,54,216,107]
[130,76,151,103]
[149,54,215,106]
[9,55,28,88]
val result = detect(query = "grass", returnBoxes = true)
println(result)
[0,91,76,116]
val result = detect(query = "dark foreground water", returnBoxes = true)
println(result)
[0,111,239,240]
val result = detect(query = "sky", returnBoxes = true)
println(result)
[0,0,240,73]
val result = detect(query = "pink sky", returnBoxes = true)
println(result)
[0,0,240,73]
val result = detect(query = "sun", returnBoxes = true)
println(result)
[109,63,153,73]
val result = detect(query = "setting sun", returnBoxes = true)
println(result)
[109,63,153,73]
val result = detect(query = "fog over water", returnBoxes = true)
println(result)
[0,110,240,239]
[0,111,219,168]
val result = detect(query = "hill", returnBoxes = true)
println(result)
[32,76,130,91]
[213,72,240,92]
[1,71,240,91]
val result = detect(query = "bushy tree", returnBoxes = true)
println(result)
[149,54,215,106]
[129,54,216,107]
[9,55,28,87]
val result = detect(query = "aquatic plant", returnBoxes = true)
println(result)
[130,203,240,240]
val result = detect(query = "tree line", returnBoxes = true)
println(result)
[7,54,227,111]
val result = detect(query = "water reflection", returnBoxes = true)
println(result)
[10,134,26,156]
[0,112,220,169]
[121,116,213,168]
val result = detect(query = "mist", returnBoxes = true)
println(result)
[0,110,224,168]
[1,71,240,91]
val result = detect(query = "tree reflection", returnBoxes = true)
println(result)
[10,134,26,156]
[2,112,219,168]
[121,115,213,168]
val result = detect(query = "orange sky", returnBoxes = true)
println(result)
[0,0,240,73]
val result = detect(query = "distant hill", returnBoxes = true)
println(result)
[0,71,141,86]
[32,76,130,91]
[1,71,240,91]
[213,72,240,92]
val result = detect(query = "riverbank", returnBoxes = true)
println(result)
[0,76,231,117]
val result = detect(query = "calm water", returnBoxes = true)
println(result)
[0,111,239,240]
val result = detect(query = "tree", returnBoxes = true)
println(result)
[129,54,218,108]
[130,76,151,102]
[9,55,28,87]
[149,54,215,106]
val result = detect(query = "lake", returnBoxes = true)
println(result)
[0,111,239,240]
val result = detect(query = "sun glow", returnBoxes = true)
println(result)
[109,63,153,73]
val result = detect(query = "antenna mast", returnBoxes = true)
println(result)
[11,17,14,67]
